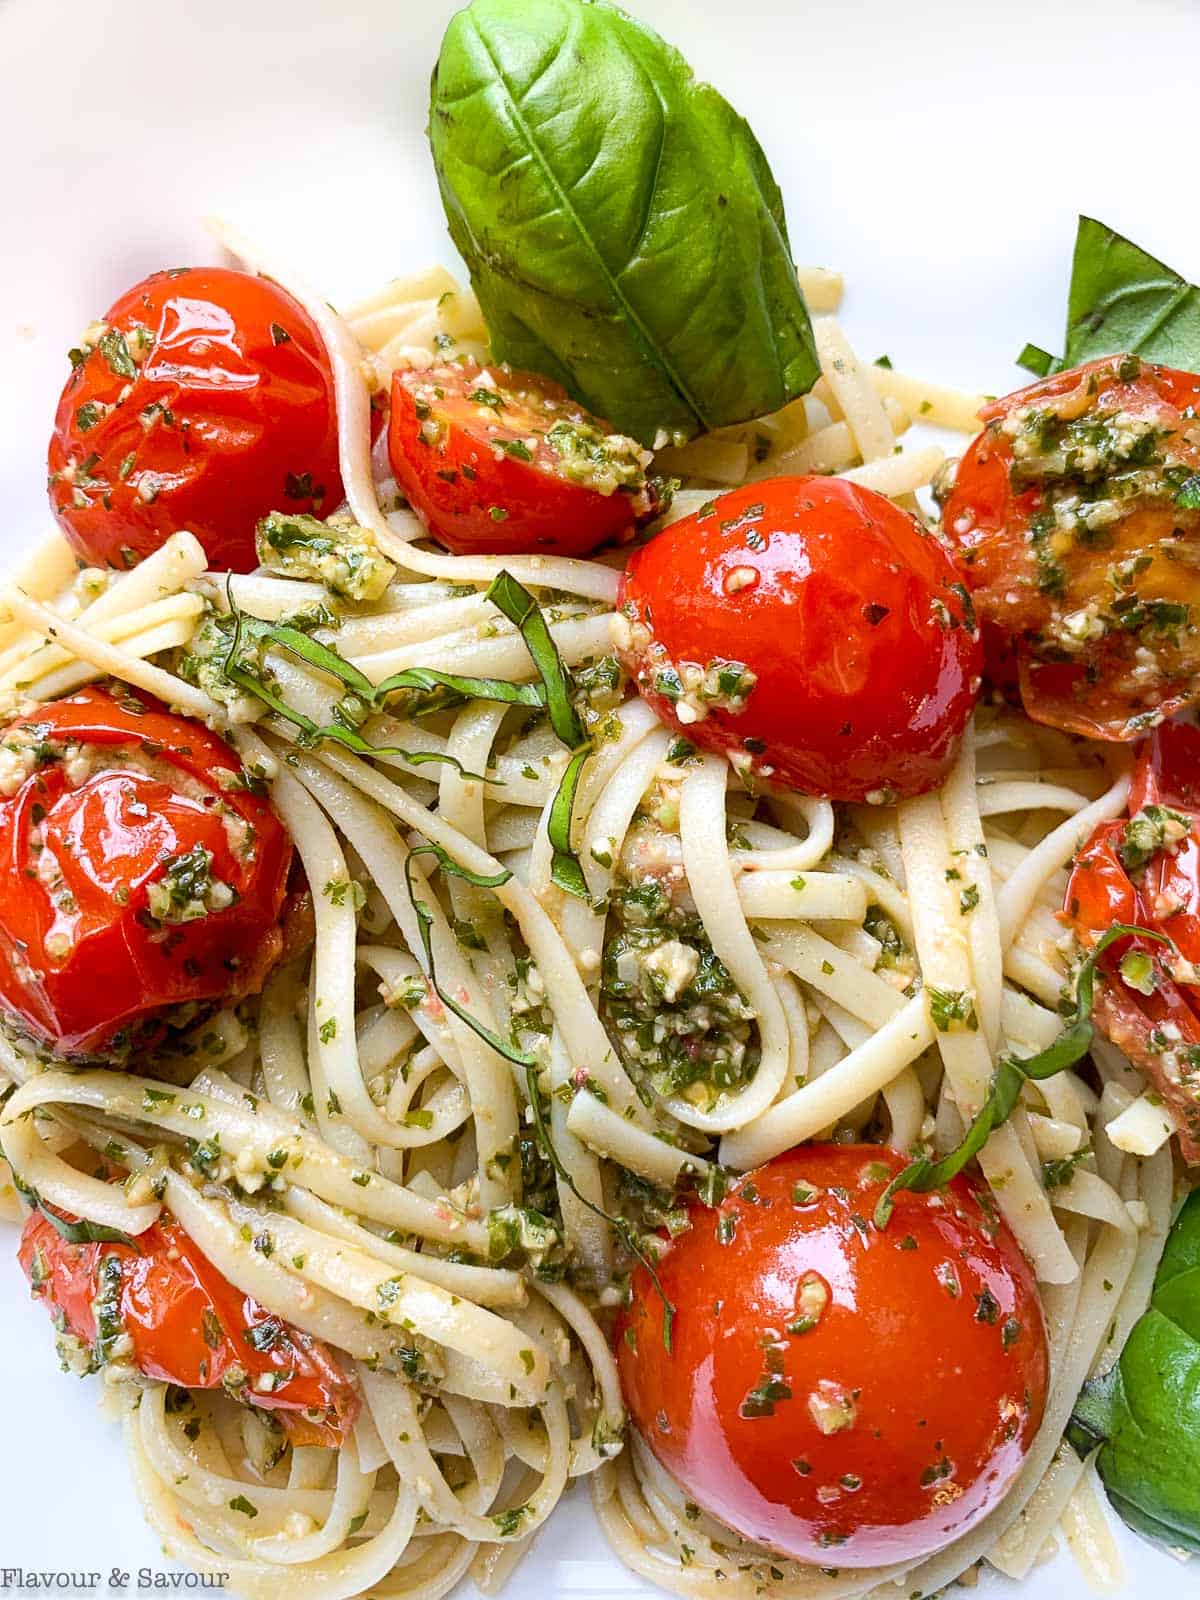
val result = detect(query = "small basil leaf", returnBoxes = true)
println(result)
[430,0,819,443]
[1069,1191,1200,1557]
[1022,216,1200,375]
[1086,1301,1200,1556]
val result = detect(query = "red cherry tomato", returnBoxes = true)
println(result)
[615,478,982,802]
[48,267,344,573]
[1064,719,1200,1157]
[387,359,659,555]
[942,356,1200,739]
[19,1205,356,1446]
[615,1146,1047,1567]
[0,684,292,1056]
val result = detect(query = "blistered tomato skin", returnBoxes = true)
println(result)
[614,477,982,803]
[942,356,1200,739]
[0,684,292,1056]
[19,1208,357,1446]
[387,359,657,556]
[615,1146,1048,1568]
[47,267,344,573]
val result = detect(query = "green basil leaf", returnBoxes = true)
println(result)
[1068,1191,1200,1556]
[429,0,819,444]
[1021,216,1200,376]
[874,923,1165,1227]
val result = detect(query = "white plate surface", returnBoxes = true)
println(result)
[0,0,1197,1594]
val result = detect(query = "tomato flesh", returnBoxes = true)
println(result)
[615,477,982,802]
[19,1206,356,1446]
[615,1146,1047,1566]
[0,684,292,1056]
[942,356,1200,739]
[387,359,657,555]
[48,267,344,572]
[1064,719,1200,1156]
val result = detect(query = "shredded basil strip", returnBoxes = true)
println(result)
[874,924,1168,1228]
[15,1176,140,1250]
[402,841,675,1347]
[403,843,526,1071]
[548,745,592,900]
[485,571,584,749]
[265,617,547,712]
[219,591,501,781]
[484,570,592,897]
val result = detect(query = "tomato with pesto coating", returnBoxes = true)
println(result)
[48,267,344,573]
[942,355,1200,739]
[616,1145,1048,1567]
[387,359,661,555]
[614,477,982,802]
[19,1205,357,1446]
[1064,717,1200,1158]
[0,684,292,1056]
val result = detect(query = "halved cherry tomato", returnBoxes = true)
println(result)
[942,356,1200,739]
[19,1205,356,1446]
[48,267,344,572]
[387,359,659,555]
[1064,719,1200,1157]
[616,1145,1048,1567]
[0,684,292,1056]
[614,477,982,802]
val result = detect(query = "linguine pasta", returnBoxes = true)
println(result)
[0,252,1174,1600]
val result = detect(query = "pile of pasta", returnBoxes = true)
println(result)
[0,241,1174,1600]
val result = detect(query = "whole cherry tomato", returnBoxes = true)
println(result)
[0,684,292,1056]
[19,1205,356,1446]
[1064,718,1200,1157]
[614,477,982,802]
[942,356,1200,739]
[616,1146,1048,1567]
[48,267,344,572]
[387,359,660,555]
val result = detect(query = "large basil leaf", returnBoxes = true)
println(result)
[1068,1189,1200,1555]
[429,0,819,444]
[1019,217,1200,378]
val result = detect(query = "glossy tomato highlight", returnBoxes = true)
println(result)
[616,1146,1048,1567]
[48,267,344,572]
[615,477,982,802]
[0,684,292,1055]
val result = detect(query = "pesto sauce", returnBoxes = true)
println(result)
[600,840,758,1108]
[997,363,1200,697]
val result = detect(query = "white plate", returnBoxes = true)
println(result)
[0,0,1197,1593]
